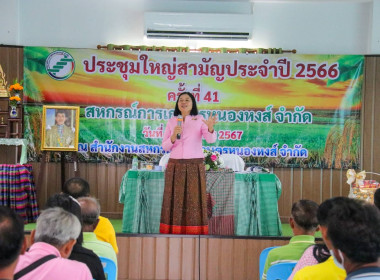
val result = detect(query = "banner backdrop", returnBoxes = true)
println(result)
[23,47,364,168]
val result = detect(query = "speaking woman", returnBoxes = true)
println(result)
[160,92,217,234]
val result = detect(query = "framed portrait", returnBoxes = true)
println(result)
[41,105,80,151]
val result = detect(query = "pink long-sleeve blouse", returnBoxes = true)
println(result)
[161,115,217,159]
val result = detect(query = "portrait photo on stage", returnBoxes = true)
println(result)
[41,105,80,151]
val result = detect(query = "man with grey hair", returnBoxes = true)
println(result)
[78,197,118,270]
[14,207,92,280]
[62,177,119,254]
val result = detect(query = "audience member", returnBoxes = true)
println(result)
[290,242,346,279]
[14,207,92,280]
[63,177,119,254]
[0,206,25,280]
[45,193,105,280]
[374,188,380,210]
[288,243,332,279]
[292,253,346,280]
[317,197,380,279]
[289,199,347,279]
[262,199,319,280]
[78,197,118,270]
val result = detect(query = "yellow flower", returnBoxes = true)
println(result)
[9,95,21,106]
[10,96,21,102]
[9,82,24,92]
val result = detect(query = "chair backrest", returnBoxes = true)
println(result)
[159,153,170,168]
[219,154,245,172]
[266,262,297,280]
[259,246,279,280]
[99,256,117,280]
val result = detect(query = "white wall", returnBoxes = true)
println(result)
[0,0,19,44]
[370,0,380,53]
[1,0,379,54]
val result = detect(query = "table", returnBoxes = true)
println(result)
[0,164,39,223]
[0,138,28,164]
[119,170,282,236]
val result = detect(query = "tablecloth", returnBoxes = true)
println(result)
[0,164,39,223]
[119,170,282,236]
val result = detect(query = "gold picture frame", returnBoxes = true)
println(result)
[41,105,80,151]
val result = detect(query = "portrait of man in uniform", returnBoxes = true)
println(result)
[41,106,80,151]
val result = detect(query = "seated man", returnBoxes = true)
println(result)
[78,197,118,270]
[62,177,119,254]
[0,206,25,280]
[46,193,105,280]
[262,199,319,280]
[318,197,380,279]
[14,207,92,280]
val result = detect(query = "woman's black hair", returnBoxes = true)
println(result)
[313,243,330,263]
[173,92,198,116]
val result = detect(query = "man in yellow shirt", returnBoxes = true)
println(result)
[62,177,119,254]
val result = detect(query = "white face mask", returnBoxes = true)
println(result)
[330,249,345,270]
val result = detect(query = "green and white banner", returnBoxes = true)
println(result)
[23,47,363,168]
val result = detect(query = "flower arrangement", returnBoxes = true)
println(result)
[9,82,23,94]
[203,149,223,171]
[8,80,23,106]
[9,95,21,107]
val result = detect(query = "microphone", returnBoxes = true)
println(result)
[177,115,183,139]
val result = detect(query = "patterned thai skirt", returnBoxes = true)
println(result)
[159,158,209,235]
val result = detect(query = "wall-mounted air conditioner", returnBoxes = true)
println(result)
[144,12,253,40]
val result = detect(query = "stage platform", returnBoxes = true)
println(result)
[116,233,292,280]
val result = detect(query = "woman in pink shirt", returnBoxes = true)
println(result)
[160,92,217,234]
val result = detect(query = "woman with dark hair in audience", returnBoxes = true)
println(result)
[288,243,330,279]
[45,193,106,280]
